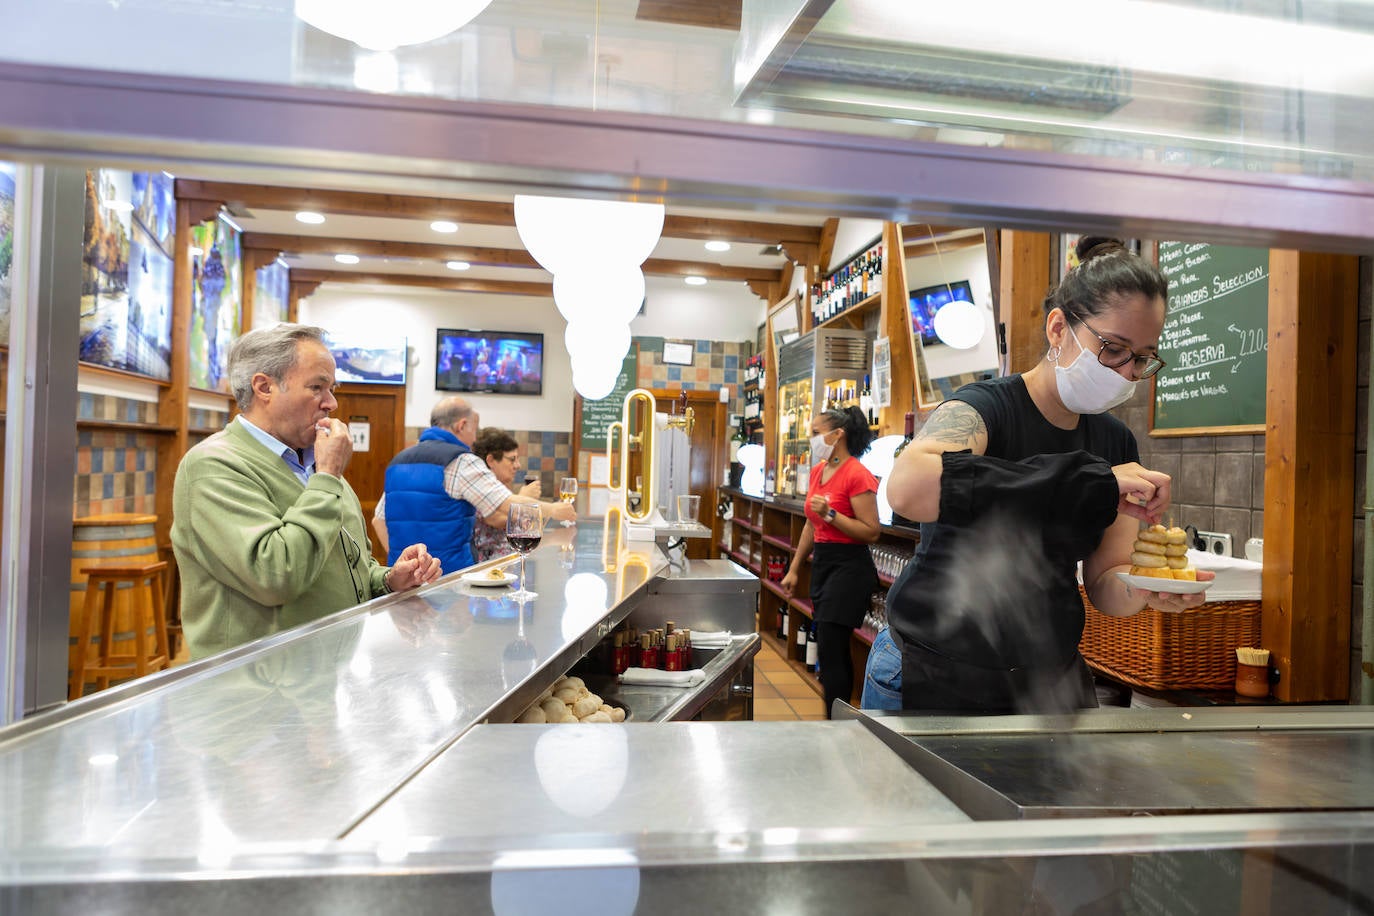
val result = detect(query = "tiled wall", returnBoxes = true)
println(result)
[189,405,230,431]
[635,337,750,417]
[74,429,158,519]
[78,391,158,424]
[1114,385,1266,547]
[401,426,573,497]
[74,394,161,519]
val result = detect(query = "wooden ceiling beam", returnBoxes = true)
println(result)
[245,233,783,282]
[290,269,552,297]
[177,180,821,246]
[902,233,987,259]
[642,258,781,282]
[244,233,540,269]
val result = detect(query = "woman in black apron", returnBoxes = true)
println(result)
[781,406,880,717]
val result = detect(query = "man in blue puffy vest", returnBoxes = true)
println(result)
[381,396,482,574]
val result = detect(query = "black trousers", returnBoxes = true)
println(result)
[816,620,855,718]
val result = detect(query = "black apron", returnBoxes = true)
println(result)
[810,542,878,629]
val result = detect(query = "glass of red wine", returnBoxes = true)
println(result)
[506,502,543,600]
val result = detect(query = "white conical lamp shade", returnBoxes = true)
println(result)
[573,364,620,401]
[566,320,630,369]
[514,195,665,276]
[296,0,492,51]
[553,267,645,325]
[933,300,985,349]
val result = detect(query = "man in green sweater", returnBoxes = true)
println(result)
[172,323,441,659]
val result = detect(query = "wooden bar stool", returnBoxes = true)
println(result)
[69,561,171,700]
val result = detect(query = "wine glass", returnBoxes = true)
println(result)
[506,502,543,600]
[558,477,578,526]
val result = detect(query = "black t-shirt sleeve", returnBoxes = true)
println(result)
[950,382,1008,456]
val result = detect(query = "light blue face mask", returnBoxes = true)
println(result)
[1054,330,1136,414]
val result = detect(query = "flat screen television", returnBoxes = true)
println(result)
[909,280,974,346]
[436,328,544,395]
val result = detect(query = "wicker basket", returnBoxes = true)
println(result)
[1078,586,1261,691]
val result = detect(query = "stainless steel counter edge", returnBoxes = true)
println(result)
[7,805,1374,885]
[841,703,1374,736]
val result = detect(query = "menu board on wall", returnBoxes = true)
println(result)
[1151,242,1269,435]
[577,346,639,452]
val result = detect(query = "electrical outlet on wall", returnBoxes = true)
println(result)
[1194,530,1233,557]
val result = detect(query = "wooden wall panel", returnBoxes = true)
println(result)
[1263,250,1359,701]
[999,230,1052,375]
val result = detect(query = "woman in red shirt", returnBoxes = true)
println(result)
[781,405,880,716]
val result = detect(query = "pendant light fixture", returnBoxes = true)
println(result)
[295,0,493,52]
[514,195,665,401]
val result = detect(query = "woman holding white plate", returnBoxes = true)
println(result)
[881,237,1213,715]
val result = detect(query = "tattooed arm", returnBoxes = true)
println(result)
[884,400,989,524]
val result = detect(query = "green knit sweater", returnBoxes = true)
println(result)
[171,419,388,659]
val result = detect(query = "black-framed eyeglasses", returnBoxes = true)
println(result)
[1078,319,1166,379]
[340,527,366,604]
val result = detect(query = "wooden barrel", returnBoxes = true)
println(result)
[69,513,160,696]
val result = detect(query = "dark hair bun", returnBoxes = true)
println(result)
[1075,236,1126,264]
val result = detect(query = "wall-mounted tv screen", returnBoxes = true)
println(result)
[436,329,544,395]
[909,280,974,346]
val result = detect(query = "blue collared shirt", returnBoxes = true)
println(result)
[238,416,316,486]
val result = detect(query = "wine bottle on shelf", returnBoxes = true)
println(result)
[805,622,819,671]
[861,374,875,426]
[890,412,917,528]
[795,614,808,661]
[776,602,788,641]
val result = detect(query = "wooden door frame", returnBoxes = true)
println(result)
[650,388,729,558]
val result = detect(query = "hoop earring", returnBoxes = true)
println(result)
[1046,346,1061,363]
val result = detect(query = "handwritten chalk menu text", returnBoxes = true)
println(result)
[578,346,640,451]
[1152,242,1268,433]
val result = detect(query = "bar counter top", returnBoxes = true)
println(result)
[0,522,665,854]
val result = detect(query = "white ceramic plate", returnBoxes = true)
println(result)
[1115,572,1210,595]
[463,570,516,588]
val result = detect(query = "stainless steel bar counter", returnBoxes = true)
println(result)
[6,524,1374,913]
[0,523,682,853]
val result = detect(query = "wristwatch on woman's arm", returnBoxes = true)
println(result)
[825,507,837,522]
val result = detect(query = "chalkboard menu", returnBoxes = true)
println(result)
[577,346,640,451]
[1151,242,1269,435]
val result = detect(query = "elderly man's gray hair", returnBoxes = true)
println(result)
[228,323,328,411]
[431,396,474,430]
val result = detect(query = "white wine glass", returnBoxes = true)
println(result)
[558,477,578,526]
[506,502,543,600]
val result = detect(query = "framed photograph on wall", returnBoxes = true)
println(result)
[327,334,407,385]
[79,169,176,381]
[0,161,13,341]
[662,340,694,366]
[188,214,243,393]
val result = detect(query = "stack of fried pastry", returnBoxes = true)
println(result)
[1129,524,1196,580]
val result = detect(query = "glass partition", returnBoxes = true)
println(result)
[2,1,1374,184]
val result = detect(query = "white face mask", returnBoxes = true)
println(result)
[810,431,835,463]
[1053,329,1136,414]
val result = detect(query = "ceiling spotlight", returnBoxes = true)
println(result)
[684,276,708,286]
[296,211,326,225]
[704,240,731,253]
[335,254,360,265]
[446,260,471,271]
[431,220,459,233]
